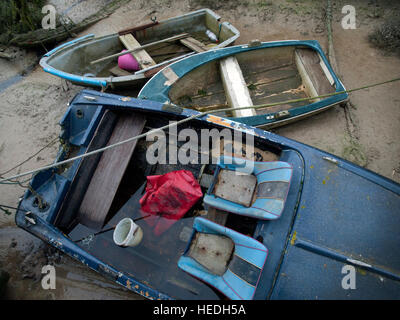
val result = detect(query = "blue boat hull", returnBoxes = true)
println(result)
[16,90,400,299]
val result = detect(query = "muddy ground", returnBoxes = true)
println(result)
[0,0,399,299]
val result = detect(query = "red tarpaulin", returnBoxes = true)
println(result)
[139,170,203,236]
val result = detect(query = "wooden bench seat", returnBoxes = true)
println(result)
[119,34,156,69]
[180,37,207,53]
[219,56,256,117]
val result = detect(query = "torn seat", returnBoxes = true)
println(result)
[203,155,293,220]
[178,217,268,300]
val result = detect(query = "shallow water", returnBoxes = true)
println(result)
[0,75,24,95]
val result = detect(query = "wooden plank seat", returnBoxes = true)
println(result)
[219,56,256,117]
[294,48,335,102]
[119,34,156,69]
[180,37,207,53]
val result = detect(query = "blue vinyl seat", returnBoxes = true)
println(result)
[178,217,268,300]
[203,155,293,220]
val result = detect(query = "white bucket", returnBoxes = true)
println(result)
[113,218,143,247]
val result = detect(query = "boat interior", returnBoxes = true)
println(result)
[45,11,237,80]
[46,106,299,299]
[168,45,337,119]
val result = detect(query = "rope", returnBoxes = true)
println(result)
[74,214,151,243]
[0,204,30,214]
[0,76,399,184]
[326,0,339,73]
[0,113,202,183]
[0,137,59,176]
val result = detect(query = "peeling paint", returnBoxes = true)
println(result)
[162,67,179,86]
[206,114,234,127]
[290,231,297,245]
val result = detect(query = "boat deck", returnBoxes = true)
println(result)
[67,135,269,299]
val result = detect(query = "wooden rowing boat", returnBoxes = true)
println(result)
[138,40,348,129]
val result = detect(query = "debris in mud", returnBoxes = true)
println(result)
[9,238,17,248]
[0,0,47,44]
[369,16,400,55]
[5,235,62,282]
[341,134,368,168]
[4,0,130,48]
[0,52,13,61]
[19,241,48,280]
[393,165,400,180]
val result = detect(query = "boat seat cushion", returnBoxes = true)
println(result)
[203,156,292,220]
[213,169,257,207]
[178,217,268,300]
[188,232,234,276]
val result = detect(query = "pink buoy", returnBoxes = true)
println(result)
[118,50,140,71]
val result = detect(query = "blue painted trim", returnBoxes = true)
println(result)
[15,210,171,300]
[44,34,95,57]
[43,66,108,87]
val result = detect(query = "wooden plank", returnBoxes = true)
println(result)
[180,37,207,53]
[55,110,119,230]
[109,65,132,77]
[219,56,256,117]
[92,33,189,65]
[118,21,159,36]
[119,34,156,69]
[78,113,146,230]
[205,207,229,226]
[295,50,319,102]
[295,48,334,96]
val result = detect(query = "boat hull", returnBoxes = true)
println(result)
[15,90,400,300]
[138,40,348,129]
[39,9,240,89]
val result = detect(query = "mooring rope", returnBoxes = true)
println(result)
[326,0,339,74]
[0,137,59,176]
[0,76,399,184]
[0,204,30,215]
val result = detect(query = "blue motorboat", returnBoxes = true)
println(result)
[138,40,348,129]
[15,89,400,300]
